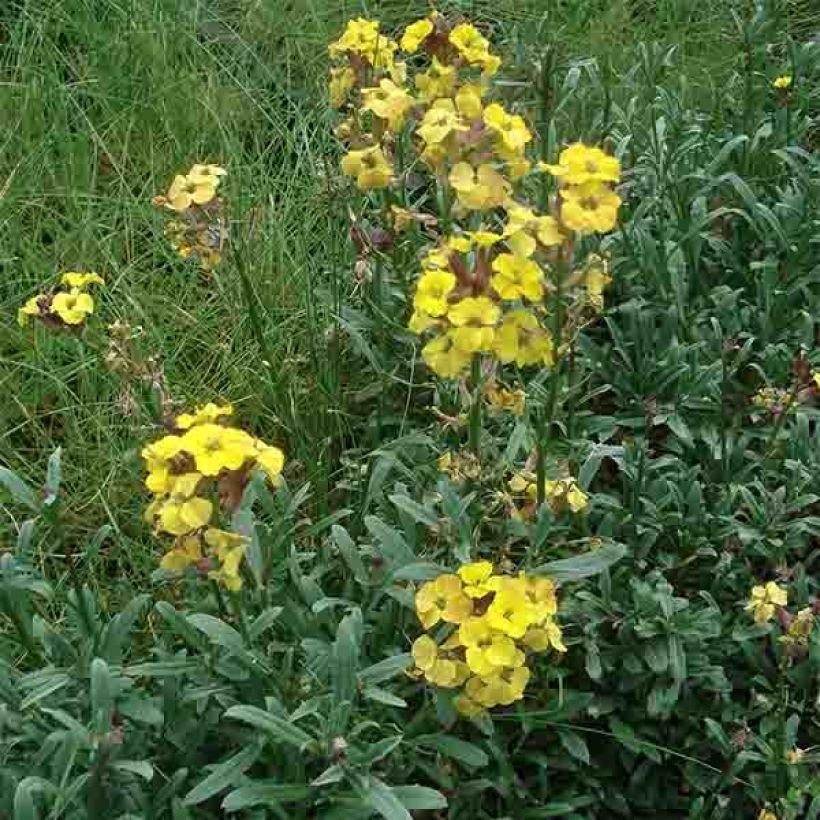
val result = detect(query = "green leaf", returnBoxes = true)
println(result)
[388,494,439,528]
[360,776,412,820]
[187,613,245,651]
[358,653,413,685]
[90,657,112,734]
[43,448,62,507]
[112,760,154,781]
[362,686,406,707]
[535,543,627,582]
[365,516,415,566]
[414,734,488,767]
[332,609,361,704]
[222,783,311,812]
[332,524,369,585]
[224,705,313,749]
[391,785,448,811]
[183,745,259,806]
[0,466,37,510]
[557,728,590,765]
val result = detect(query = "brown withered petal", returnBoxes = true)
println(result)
[218,465,251,512]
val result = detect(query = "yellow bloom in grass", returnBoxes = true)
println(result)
[50,289,95,325]
[515,574,558,621]
[414,270,456,317]
[415,58,457,101]
[362,78,414,131]
[773,75,792,90]
[408,309,440,334]
[175,402,234,430]
[447,296,500,353]
[449,162,509,211]
[504,202,564,248]
[160,535,203,572]
[204,528,248,591]
[328,17,378,58]
[166,172,218,211]
[341,146,393,190]
[417,98,467,145]
[422,332,472,378]
[541,143,621,186]
[453,692,485,718]
[523,620,567,653]
[329,66,355,108]
[583,254,612,309]
[539,478,589,513]
[746,581,788,623]
[464,230,503,249]
[415,574,474,629]
[181,423,256,476]
[400,17,433,52]
[449,23,499,74]
[412,635,469,688]
[17,295,44,326]
[491,254,544,302]
[189,163,226,179]
[142,434,184,472]
[483,103,532,152]
[458,561,494,598]
[486,589,535,639]
[561,182,621,234]
[785,748,805,765]
[758,810,779,820]
[455,83,484,119]
[813,372,820,389]
[459,617,524,676]
[60,271,105,289]
[156,472,212,536]
[485,383,526,415]
[493,309,554,367]
[422,247,452,272]
[254,442,285,482]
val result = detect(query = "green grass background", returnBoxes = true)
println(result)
[0,0,812,589]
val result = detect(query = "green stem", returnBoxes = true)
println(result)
[534,408,546,509]
[765,382,799,458]
[468,356,483,455]
[211,580,228,619]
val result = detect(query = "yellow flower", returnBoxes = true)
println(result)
[166,172,218,211]
[493,309,554,367]
[457,561,494,598]
[408,309,440,334]
[453,693,485,717]
[160,535,203,572]
[422,332,472,378]
[539,478,589,513]
[422,247,452,272]
[583,254,612,309]
[189,163,226,179]
[455,83,484,119]
[329,66,355,108]
[142,434,184,472]
[523,620,566,653]
[414,270,456,317]
[504,202,563,248]
[464,229,502,248]
[785,748,805,765]
[60,271,105,289]
[417,98,467,145]
[541,143,621,186]
[204,528,248,591]
[155,472,213,536]
[341,146,393,190]
[745,581,788,624]
[412,635,468,688]
[758,810,779,820]
[50,289,95,325]
[449,23,499,74]
[175,403,234,430]
[362,78,414,131]
[459,617,524,676]
[181,423,256,476]
[400,17,433,52]
[515,574,558,622]
[813,372,820,389]
[17,295,44,326]
[447,296,500,353]
[254,442,285,482]
[773,75,792,90]
[468,665,530,706]
[561,182,621,234]
[486,589,534,638]
[448,162,509,211]
[328,17,379,58]
[415,58,457,101]
[491,253,544,302]
[483,103,531,152]
[415,574,474,628]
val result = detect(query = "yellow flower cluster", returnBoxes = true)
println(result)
[751,386,793,414]
[327,14,621,381]
[508,471,588,519]
[141,403,285,590]
[411,561,565,717]
[438,449,481,482]
[153,163,227,271]
[772,74,792,90]
[745,581,787,624]
[18,271,105,329]
[484,381,526,415]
